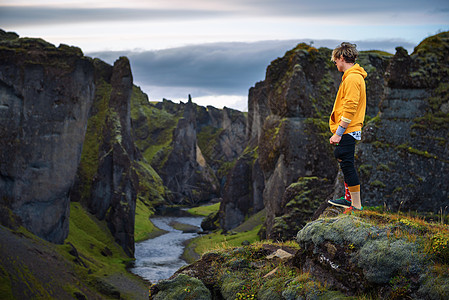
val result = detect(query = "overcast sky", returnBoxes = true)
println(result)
[1,0,448,111]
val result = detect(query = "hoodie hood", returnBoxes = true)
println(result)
[342,63,367,80]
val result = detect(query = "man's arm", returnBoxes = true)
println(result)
[329,120,350,145]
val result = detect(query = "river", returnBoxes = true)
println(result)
[130,216,203,283]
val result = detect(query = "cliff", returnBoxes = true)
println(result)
[0,30,165,299]
[70,56,139,257]
[356,32,449,212]
[0,30,94,243]
[232,32,449,240]
[131,97,247,206]
[242,44,344,238]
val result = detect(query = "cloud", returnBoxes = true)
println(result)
[2,1,448,28]
[87,38,416,107]
[88,40,300,96]
[0,6,228,27]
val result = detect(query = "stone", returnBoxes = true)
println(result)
[266,249,293,260]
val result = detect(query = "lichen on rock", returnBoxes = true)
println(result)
[296,212,445,298]
[150,274,211,300]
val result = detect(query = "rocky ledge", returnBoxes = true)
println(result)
[150,207,449,299]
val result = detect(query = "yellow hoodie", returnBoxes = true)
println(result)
[329,64,367,134]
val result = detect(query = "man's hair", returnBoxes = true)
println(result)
[332,42,358,63]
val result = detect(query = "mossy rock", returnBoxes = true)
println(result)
[200,211,220,231]
[220,273,247,300]
[295,213,449,298]
[169,221,200,233]
[150,274,211,300]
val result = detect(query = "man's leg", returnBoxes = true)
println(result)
[345,182,352,201]
[334,135,362,209]
[348,185,362,210]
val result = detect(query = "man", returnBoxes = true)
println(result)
[328,42,367,213]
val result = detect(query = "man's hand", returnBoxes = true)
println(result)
[329,134,341,145]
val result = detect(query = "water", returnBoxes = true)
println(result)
[130,216,203,283]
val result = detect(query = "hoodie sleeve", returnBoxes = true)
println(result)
[341,74,362,122]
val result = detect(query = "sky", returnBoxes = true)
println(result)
[1,0,448,111]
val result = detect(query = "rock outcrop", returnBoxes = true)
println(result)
[0,31,94,243]
[295,210,449,299]
[219,148,264,231]
[246,44,346,238]
[154,98,219,204]
[70,57,138,256]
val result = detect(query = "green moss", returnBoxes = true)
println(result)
[77,79,111,201]
[187,203,220,217]
[393,187,403,194]
[304,117,329,139]
[221,273,247,300]
[370,180,386,188]
[358,164,373,177]
[396,144,440,160]
[62,203,131,274]
[190,225,262,258]
[365,112,382,127]
[152,274,211,300]
[169,221,199,233]
[12,260,52,298]
[360,50,394,56]
[0,265,14,299]
[131,86,181,164]
[186,211,265,258]
[217,160,237,179]
[241,145,259,163]
[259,117,287,171]
[413,111,449,131]
[134,200,166,242]
[376,164,390,172]
[134,160,166,207]
[197,126,224,161]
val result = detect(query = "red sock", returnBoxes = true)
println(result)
[344,182,351,202]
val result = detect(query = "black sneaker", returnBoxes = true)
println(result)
[328,197,351,208]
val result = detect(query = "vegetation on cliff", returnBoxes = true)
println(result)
[0,203,148,299]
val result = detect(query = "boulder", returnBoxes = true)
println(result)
[295,213,447,298]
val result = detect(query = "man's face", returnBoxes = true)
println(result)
[334,55,344,72]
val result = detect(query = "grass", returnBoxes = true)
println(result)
[61,202,133,274]
[194,225,263,256]
[57,202,149,298]
[1,202,149,299]
[184,209,266,261]
[199,241,351,300]
[187,202,220,216]
[356,207,449,264]
[134,199,167,242]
